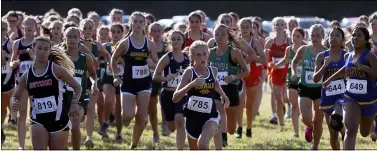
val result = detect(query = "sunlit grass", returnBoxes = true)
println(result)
[1,87,376,149]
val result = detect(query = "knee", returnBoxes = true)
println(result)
[360,129,371,137]
[345,126,358,137]
[197,141,209,150]
[175,118,184,129]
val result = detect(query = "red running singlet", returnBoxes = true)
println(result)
[268,37,289,86]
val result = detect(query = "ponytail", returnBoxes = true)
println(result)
[124,26,132,39]
[49,47,75,75]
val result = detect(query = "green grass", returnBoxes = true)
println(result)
[2,88,377,150]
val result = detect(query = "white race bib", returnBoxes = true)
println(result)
[132,65,150,79]
[1,62,10,74]
[167,75,182,88]
[297,65,303,77]
[273,57,285,69]
[246,64,251,71]
[67,77,82,91]
[217,71,228,85]
[187,96,213,113]
[106,64,124,76]
[34,96,57,114]
[256,62,263,66]
[346,79,367,94]
[19,61,33,74]
[305,71,322,84]
[326,79,346,96]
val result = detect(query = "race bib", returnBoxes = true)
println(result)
[187,96,213,113]
[132,65,149,79]
[1,62,10,74]
[246,64,251,71]
[305,71,322,84]
[34,96,57,114]
[19,61,33,74]
[273,57,284,69]
[67,77,82,91]
[167,75,182,88]
[256,62,263,66]
[326,79,346,96]
[297,65,303,77]
[346,79,367,94]
[217,71,228,85]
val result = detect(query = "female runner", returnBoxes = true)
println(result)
[265,17,289,129]
[98,23,125,141]
[184,12,210,47]
[10,16,37,149]
[313,27,347,149]
[273,27,306,137]
[153,30,190,149]
[291,24,326,149]
[11,36,81,149]
[1,21,15,144]
[172,40,230,150]
[110,11,158,149]
[323,26,377,149]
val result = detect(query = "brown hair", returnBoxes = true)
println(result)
[32,36,75,75]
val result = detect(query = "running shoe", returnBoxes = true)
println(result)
[269,117,278,125]
[235,127,242,138]
[305,127,313,143]
[8,118,17,130]
[246,128,252,138]
[98,122,109,137]
[152,134,160,143]
[84,138,94,149]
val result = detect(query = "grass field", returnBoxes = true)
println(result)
[1,87,377,150]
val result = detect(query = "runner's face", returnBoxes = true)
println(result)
[82,22,94,39]
[214,26,228,45]
[149,24,163,40]
[89,16,100,29]
[110,26,123,42]
[178,25,187,33]
[192,47,209,66]
[23,19,36,34]
[288,20,298,33]
[329,28,343,47]
[131,15,145,32]
[33,41,51,62]
[240,21,252,37]
[310,28,323,44]
[251,22,259,35]
[112,13,123,24]
[7,16,18,28]
[51,23,63,38]
[220,16,232,28]
[189,16,201,29]
[371,19,377,34]
[351,28,366,49]
[65,30,80,47]
[274,20,286,33]
[170,32,184,50]
[292,30,303,44]
[99,29,110,42]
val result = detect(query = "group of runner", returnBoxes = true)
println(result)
[1,8,377,150]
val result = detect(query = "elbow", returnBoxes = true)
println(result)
[313,75,321,83]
